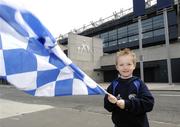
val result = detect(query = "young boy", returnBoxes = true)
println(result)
[104,48,154,127]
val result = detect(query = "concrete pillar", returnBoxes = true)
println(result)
[68,33,103,82]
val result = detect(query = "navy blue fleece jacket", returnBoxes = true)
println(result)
[104,76,154,127]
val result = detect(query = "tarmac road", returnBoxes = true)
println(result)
[0,86,180,127]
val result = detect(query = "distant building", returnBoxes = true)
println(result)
[60,1,180,83]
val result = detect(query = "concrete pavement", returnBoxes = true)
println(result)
[0,98,53,119]
[1,84,180,127]
[146,83,180,91]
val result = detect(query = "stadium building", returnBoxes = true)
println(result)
[58,0,180,83]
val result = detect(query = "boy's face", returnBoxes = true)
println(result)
[116,54,135,79]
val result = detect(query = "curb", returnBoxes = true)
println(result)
[150,89,180,92]
[1,84,180,92]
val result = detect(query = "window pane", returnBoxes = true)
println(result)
[118,26,127,38]
[154,28,164,36]
[100,32,108,42]
[128,23,138,36]
[142,18,153,32]
[153,15,164,29]
[109,29,117,41]
[103,42,108,47]
[109,40,117,46]
[118,38,128,44]
[128,35,138,42]
[143,31,153,39]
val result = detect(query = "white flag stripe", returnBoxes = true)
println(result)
[84,75,99,89]
[35,82,55,96]
[0,50,6,76]
[35,54,57,71]
[0,18,29,45]
[72,79,88,95]
[56,66,74,81]
[51,45,72,65]
[0,32,28,50]
[7,71,37,90]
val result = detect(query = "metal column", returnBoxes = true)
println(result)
[138,16,144,81]
[163,8,173,85]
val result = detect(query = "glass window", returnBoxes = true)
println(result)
[109,29,117,41]
[100,32,108,42]
[128,23,138,36]
[142,18,153,32]
[167,11,177,26]
[143,31,153,39]
[128,35,138,42]
[103,42,108,47]
[118,26,127,38]
[153,15,164,29]
[109,40,117,46]
[118,37,128,44]
[154,28,164,36]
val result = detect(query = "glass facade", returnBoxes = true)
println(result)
[109,29,117,41]
[118,26,127,38]
[143,31,153,39]
[98,11,177,52]
[100,32,108,47]
[142,18,153,32]
[128,23,138,36]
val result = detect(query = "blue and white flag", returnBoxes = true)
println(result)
[0,1,106,96]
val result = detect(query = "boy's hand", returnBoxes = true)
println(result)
[116,99,125,109]
[107,93,117,104]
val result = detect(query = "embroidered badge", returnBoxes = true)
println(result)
[128,94,137,99]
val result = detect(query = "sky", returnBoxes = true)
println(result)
[5,0,133,38]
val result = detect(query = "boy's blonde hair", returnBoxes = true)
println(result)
[116,48,137,66]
